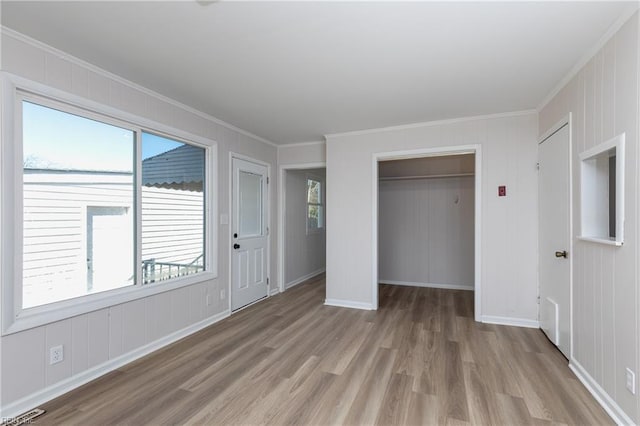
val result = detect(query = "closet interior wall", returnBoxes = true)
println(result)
[378,155,475,290]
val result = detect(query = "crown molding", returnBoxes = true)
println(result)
[0,26,278,148]
[324,109,537,139]
[536,4,639,113]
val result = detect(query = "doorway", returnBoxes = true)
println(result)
[378,154,475,289]
[372,145,482,321]
[230,156,269,311]
[277,162,327,293]
[281,167,326,290]
[538,118,572,358]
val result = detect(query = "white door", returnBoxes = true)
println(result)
[87,207,133,293]
[231,158,268,311]
[539,124,571,357]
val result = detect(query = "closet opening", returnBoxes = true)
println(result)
[373,148,480,321]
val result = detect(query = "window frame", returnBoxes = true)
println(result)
[305,174,324,234]
[1,73,218,335]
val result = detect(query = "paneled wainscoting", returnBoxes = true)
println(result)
[34,275,610,425]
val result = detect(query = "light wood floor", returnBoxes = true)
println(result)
[36,275,612,425]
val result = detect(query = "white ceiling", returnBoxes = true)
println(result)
[1,1,635,144]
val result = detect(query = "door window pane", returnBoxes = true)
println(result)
[239,171,263,237]
[141,132,205,284]
[22,101,135,308]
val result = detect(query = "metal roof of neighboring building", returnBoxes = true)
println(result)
[142,144,204,192]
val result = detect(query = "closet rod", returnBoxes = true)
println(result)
[379,173,474,181]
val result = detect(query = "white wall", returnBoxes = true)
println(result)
[538,12,639,424]
[325,111,538,324]
[378,176,474,289]
[0,29,278,416]
[278,142,326,166]
[284,169,326,287]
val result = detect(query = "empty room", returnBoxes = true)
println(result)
[0,1,639,425]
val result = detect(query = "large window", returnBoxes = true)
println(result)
[18,96,208,312]
[306,176,324,233]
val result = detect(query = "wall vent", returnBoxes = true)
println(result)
[1,408,46,426]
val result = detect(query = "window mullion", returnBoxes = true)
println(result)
[134,129,143,286]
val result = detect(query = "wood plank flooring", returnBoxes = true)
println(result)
[36,275,612,425]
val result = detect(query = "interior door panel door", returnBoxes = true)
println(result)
[538,124,571,357]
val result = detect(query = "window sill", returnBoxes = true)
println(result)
[3,272,217,336]
[577,236,623,247]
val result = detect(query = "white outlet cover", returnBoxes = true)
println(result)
[220,289,226,300]
[626,368,636,395]
[49,345,64,365]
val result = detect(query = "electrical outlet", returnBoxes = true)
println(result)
[626,368,636,395]
[220,289,226,300]
[49,345,63,365]
[206,294,212,306]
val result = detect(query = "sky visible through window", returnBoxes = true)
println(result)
[141,132,183,159]
[23,101,183,172]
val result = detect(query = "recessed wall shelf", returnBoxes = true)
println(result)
[579,133,625,246]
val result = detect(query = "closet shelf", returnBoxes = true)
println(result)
[379,173,474,181]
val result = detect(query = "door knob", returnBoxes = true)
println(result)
[555,250,568,258]
[233,243,240,249]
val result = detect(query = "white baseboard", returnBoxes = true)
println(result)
[269,287,279,296]
[285,268,325,290]
[324,298,374,310]
[379,279,474,291]
[569,360,634,425]
[480,315,539,329]
[0,309,230,420]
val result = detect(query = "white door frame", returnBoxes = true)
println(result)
[228,152,271,313]
[278,162,327,293]
[538,113,573,359]
[372,144,482,321]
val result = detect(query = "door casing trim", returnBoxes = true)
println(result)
[371,144,482,321]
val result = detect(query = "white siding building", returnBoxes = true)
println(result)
[23,144,205,308]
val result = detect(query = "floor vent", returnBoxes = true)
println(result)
[1,408,46,426]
